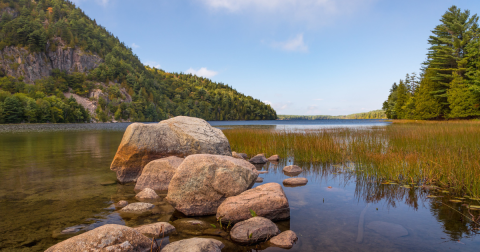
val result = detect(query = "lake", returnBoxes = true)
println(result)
[0,119,479,251]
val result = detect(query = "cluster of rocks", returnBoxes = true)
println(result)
[46,116,299,251]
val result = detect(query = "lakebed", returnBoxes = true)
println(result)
[0,120,479,251]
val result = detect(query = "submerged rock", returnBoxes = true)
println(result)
[172,218,212,235]
[162,238,224,252]
[249,154,268,164]
[120,202,155,213]
[45,224,152,252]
[258,171,269,174]
[269,230,298,249]
[135,188,160,200]
[366,221,408,238]
[166,154,258,216]
[283,178,308,187]
[267,155,279,161]
[134,222,176,238]
[116,200,129,208]
[134,156,184,191]
[110,116,232,183]
[202,228,229,238]
[230,217,280,244]
[217,183,290,224]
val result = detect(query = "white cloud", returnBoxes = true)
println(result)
[270,34,308,52]
[185,67,219,78]
[131,43,140,49]
[144,61,161,69]
[263,100,272,105]
[198,0,375,26]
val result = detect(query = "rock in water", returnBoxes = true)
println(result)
[267,155,280,161]
[283,165,302,174]
[120,202,155,213]
[45,224,152,252]
[256,177,264,183]
[283,178,308,187]
[249,154,268,164]
[116,200,129,208]
[230,217,280,244]
[162,238,224,252]
[134,156,184,191]
[217,183,290,224]
[135,188,159,200]
[172,218,212,235]
[269,230,298,249]
[110,116,232,183]
[134,222,176,238]
[166,154,259,216]
[232,151,245,159]
[366,221,408,238]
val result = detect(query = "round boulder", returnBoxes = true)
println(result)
[135,188,160,200]
[230,217,280,244]
[116,200,129,208]
[217,183,290,224]
[45,224,152,252]
[134,222,176,238]
[283,165,302,174]
[110,116,232,183]
[249,154,268,164]
[269,230,298,249]
[134,156,184,191]
[267,155,279,161]
[162,238,224,252]
[283,178,308,187]
[120,202,155,213]
[166,154,259,216]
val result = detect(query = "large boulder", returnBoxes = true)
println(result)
[230,217,280,244]
[45,224,152,252]
[166,154,259,216]
[110,116,232,183]
[134,222,176,238]
[162,238,224,252]
[134,157,184,191]
[216,183,290,224]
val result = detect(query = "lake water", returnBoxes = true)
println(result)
[0,120,479,251]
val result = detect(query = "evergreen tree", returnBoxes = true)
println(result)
[394,80,409,119]
[447,73,480,118]
[3,96,23,123]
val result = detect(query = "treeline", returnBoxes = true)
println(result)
[383,6,480,119]
[0,0,276,123]
[277,110,387,120]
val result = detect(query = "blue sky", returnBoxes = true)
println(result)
[71,0,480,115]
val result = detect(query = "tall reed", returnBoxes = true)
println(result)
[223,121,480,196]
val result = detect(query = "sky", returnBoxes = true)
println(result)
[71,0,480,116]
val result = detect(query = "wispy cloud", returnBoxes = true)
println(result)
[268,101,293,111]
[131,43,140,49]
[270,34,308,52]
[198,0,375,26]
[144,61,161,69]
[186,67,218,78]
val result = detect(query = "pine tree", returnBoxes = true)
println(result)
[3,96,23,123]
[447,73,480,118]
[412,70,443,119]
[394,80,409,119]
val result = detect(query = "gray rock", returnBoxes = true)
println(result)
[366,221,408,238]
[166,154,258,216]
[283,178,308,186]
[134,156,184,191]
[120,202,155,213]
[269,230,298,249]
[134,222,176,238]
[230,217,280,244]
[45,224,152,252]
[162,238,224,252]
[135,188,159,200]
[111,116,232,183]
[249,154,268,164]
[217,183,290,224]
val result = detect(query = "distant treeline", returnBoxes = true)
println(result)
[383,6,480,120]
[278,110,387,120]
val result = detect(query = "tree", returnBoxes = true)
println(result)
[3,96,23,123]
[412,70,443,119]
[447,73,480,118]
[394,80,409,119]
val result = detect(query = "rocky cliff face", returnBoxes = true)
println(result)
[0,39,103,83]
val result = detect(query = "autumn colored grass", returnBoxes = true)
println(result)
[223,121,480,196]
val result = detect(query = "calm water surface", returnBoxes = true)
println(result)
[0,120,479,251]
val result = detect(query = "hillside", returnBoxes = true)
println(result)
[0,0,276,123]
[278,110,387,120]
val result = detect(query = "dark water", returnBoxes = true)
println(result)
[0,120,479,251]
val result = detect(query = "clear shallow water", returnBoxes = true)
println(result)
[0,120,479,251]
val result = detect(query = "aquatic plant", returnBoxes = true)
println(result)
[224,121,480,196]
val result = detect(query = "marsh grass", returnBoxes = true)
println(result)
[223,121,480,196]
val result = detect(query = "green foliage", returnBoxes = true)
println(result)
[447,73,480,118]
[278,110,387,120]
[210,224,216,228]
[249,209,257,217]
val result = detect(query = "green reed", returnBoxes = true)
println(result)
[223,121,480,196]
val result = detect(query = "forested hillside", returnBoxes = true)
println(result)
[0,0,276,123]
[383,6,480,119]
[278,110,387,120]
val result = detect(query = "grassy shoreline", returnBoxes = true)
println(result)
[223,121,480,196]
